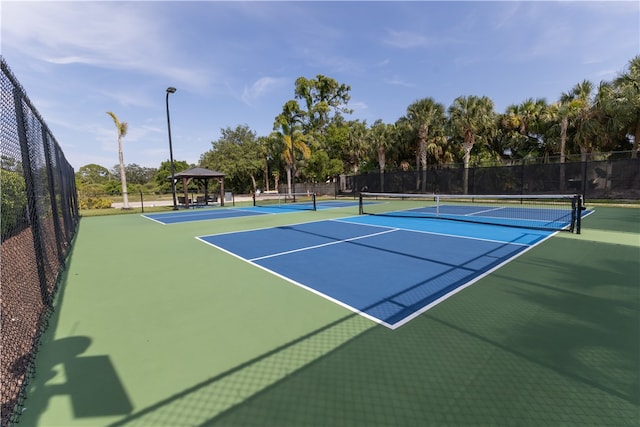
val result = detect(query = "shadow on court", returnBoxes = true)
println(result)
[22,336,133,424]
[105,233,638,426]
[19,241,133,425]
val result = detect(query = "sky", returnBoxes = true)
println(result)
[2,1,639,171]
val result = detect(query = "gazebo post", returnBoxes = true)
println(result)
[220,178,225,207]
[182,177,190,208]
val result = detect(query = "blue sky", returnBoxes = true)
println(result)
[2,1,639,171]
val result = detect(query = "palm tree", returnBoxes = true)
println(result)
[447,95,495,194]
[542,81,594,189]
[272,123,310,195]
[367,119,393,192]
[504,98,547,158]
[612,55,640,158]
[274,100,307,195]
[405,98,446,192]
[345,120,368,175]
[106,111,130,209]
[546,95,578,164]
[594,80,632,153]
[257,136,271,191]
[569,80,597,161]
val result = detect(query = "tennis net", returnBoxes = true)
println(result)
[358,192,584,233]
[253,192,317,211]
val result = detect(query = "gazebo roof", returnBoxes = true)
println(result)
[172,167,225,178]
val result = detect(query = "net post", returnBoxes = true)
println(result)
[570,196,576,233]
[358,193,364,215]
[575,195,583,234]
[252,193,257,207]
[312,192,317,211]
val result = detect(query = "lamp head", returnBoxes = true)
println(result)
[166,87,177,93]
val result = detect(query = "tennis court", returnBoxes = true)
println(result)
[18,199,639,426]
[198,216,555,328]
[143,196,360,225]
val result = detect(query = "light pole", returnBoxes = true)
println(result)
[165,86,178,210]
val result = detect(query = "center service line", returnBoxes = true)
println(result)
[249,228,400,262]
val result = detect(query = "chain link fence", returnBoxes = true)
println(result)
[1,57,79,426]
[341,155,640,201]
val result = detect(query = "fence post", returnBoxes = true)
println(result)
[14,86,51,307]
[470,165,476,195]
[42,128,66,267]
[56,146,73,242]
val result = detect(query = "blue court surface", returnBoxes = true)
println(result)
[142,200,360,224]
[142,207,267,224]
[197,216,555,329]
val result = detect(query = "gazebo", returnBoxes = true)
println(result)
[171,167,226,208]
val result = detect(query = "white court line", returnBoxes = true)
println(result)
[140,215,168,225]
[465,206,505,216]
[249,228,400,262]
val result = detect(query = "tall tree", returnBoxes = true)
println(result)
[76,163,111,185]
[294,75,352,134]
[405,98,447,192]
[502,98,548,158]
[274,100,308,195]
[106,111,130,209]
[568,80,598,161]
[448,95,496,194]
[256,136,272,191]
[367,120,392,191]
[112,164,157,185]
[612,55,640,158]
[594,81,633,153]
[545,95,579,164]
[200,125,263,193]
[155,160,190,193]
[345,120,369,175]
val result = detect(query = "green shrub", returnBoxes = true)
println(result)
[1,169,28,238]
[79,196,113,210]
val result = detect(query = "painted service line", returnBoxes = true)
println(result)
[248,228,400,262]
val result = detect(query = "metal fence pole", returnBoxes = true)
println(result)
[13,87,51,307]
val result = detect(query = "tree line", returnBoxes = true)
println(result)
[79,55,638,197]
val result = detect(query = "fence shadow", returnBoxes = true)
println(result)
[21,336,133,424]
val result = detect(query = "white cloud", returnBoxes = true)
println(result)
[349,101,368,113]
[2,1,210,88]
[383,29,432,49]
[490,2,523,30]
[241,77,287,106]
[386,76,415,88]
[505,2,639,64]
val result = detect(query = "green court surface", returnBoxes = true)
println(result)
[20,205,640,426]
